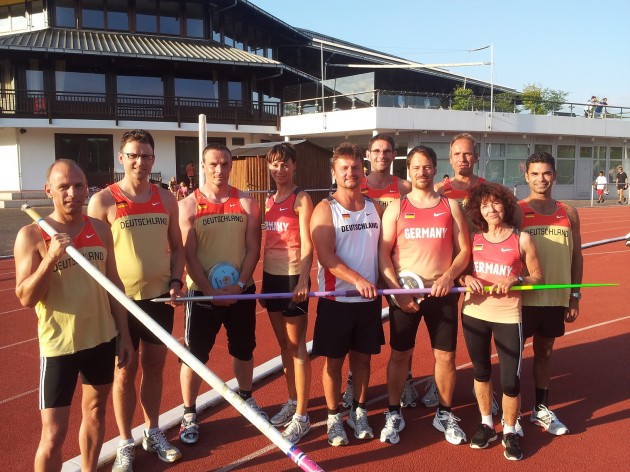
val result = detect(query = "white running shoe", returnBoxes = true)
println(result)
[379,411,405,444]
[179,413,199,444]
[432,409,467,445]
[348,406,374,439]
[471,386,500,416]
[421,377,439,408]
[142,429,182,463]
[341,376,353,409]
[530,405,568,435]
[327,413,349,447]
[270,401,297,427]
[112,442,135,472]
[501,414,524,438]
[400,379,419,408]
[282,415,311,444]
[245,396,269,422]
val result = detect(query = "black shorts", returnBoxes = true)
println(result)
[522,306,566,339]
[462,315,523,397]
[39,337,116,409]
[261,272,310,317]
[312,297,384,358]
[389,293,459,352]
[128,295,175,350]
[184,286,257,363]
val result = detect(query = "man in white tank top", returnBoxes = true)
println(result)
[311,143,384,447]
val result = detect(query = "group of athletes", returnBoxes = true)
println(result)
[14,129,582,471]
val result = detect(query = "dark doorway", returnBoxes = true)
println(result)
[175,136,226,187]
[54,134,114,189]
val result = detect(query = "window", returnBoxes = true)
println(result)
[31,0,46,29]
[136,0,157,33]
[82,0,104,29]
[227,81,243,103]
[55,0,75,28]
[175,78,218,100]
[185,2,204,38]
[533,144,552,154]
[55,70,106,99]
[106,0,128,30]
[159,0,180,35]
[26,59,44,98]
[117,75,163,96]
[223,15,235,46]
[55,134,114,188]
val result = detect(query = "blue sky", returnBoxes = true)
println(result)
[254,0,630,108]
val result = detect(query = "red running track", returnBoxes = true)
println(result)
[1,206,629,471]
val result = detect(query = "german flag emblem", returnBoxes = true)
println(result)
[342,213,350,219]
[524,211,535,218]
[474,243,483,251]
[197,203,207,211]
[115,201,128,209]
[404,213,415,219]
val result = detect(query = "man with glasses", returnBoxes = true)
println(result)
[89,129,186,470]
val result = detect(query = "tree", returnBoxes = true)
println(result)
[451,86,485,111]
[521,83,569,115]
[494,92,519,113]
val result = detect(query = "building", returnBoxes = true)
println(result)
[0,0,628,200]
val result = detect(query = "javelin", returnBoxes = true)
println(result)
[21,205,324,472]
[152,283,617,303]
[581,232,630,249]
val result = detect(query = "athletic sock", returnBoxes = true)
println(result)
[184,405,197,415]
[358,402,366,409]
[146,426,160,436]
[388,404,401,414]
[327,408,338,416]
[438,403,451,413]
[295,414,308,422]
[352,399,359,410]
[481,414,493,428]
[119,438,134,447]
[503,424,516,435]
[238,389,252,401]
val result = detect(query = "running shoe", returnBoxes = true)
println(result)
[327,413,349,447]
[142,429,182,463]
[502,432,523,461]
[501,414,524,438]
[432,409,467,445]
[469,423,497,449]
[112,442,135,472]
[348,406,374,439]
[421,377,439,408]
[282,415,311,444]
[400,378,419,408]
[379,411,405,445]
[179,413,199,445]
[270,401,297,427]
[530,405,568,435]
[471,386,500,416]
[245,396,270,422]
[341,376,353,409]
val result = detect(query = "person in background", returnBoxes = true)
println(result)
[584,96,597,118]
[186,160,196,189]
[169,176,178,196]
[262,143,314,444]
[615,165,627,204]
[460,182,542,461]
[594,171,608,204]
[15,159,132,472]
[177,181,189,201]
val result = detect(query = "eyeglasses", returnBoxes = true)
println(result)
[369,149,393,156]
[123,152,155,161]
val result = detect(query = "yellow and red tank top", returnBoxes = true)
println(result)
[442,177,487,204]
[463,231,523,323]
[518,201,573,307]
[263,188,302,276]
[391,196,453,286]
[360,175,401,209]
[108,183,171,300]
[35,216,117,357]
[187,187,249,291]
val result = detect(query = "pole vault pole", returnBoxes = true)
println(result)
[22,205,324,472]
[152,283,618,303]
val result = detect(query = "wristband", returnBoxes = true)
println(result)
[169,278,184,290]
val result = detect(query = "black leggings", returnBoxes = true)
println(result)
[462,314,523,397]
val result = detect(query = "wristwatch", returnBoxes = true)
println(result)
[570,292,582,300]
[236,280,246,292]
[516,276,524,285]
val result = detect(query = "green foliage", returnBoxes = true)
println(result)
[494,92,519,113]
[520,84,569,115]
[452,86,474,110]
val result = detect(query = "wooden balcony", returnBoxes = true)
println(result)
[0,91,281,129]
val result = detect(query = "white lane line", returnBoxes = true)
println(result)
[61,312,630,472]
[0,307,28,316]
[0,388,38,405]
[0,337,37,350]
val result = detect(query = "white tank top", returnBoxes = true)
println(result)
[317,197,380,302]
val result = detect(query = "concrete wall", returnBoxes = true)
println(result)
[0,129,20,190]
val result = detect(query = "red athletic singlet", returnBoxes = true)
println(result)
[263,188,301,275]
[360,176,401,208]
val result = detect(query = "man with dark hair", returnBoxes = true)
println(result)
[516,151,583,436]
[15,159,132,472]
[178,143,266,445]
[342,134,416,410]
[615,165,627,204]
[378,146,470,446]
[311,142,384,447]
[89,129,185,470]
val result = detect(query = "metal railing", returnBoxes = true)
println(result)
[282,89,630,119]
[0,90,281,128]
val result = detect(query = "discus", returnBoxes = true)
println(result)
[208,261,239,289]
[391,270,425,307]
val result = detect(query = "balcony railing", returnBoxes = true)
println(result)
[282,89,630,120]
[0,90,281,128]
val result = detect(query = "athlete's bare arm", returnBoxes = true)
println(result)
[159,187,186,299]
[519,231,543,286]
[565,205,583,322]
[434,180,446,194]
[398,178,412,197]
[87,188,117,225]
[231,190,261,292]
[294,190,314,302]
